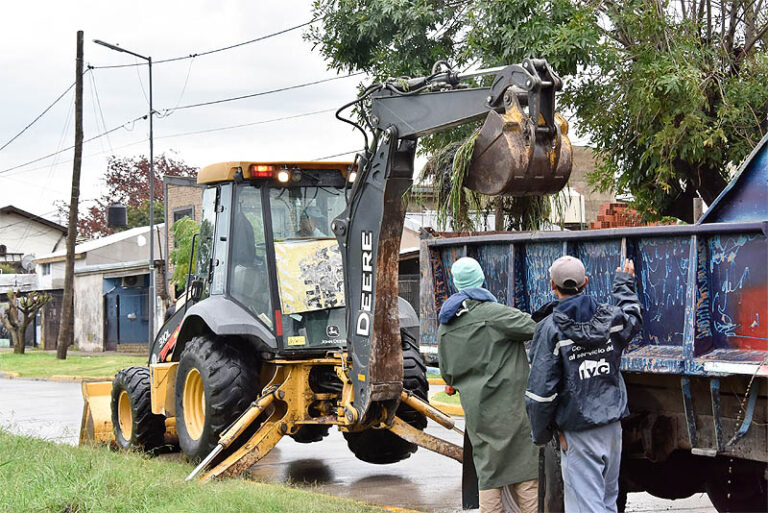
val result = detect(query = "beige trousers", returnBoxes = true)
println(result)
[478,479,538,513]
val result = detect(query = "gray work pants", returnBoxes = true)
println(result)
[560,421,622,513]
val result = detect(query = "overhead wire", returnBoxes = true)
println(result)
[0,114,147,175]
[134,57,150,105]
[0,104,344,177]
[3,66,367,176]
[0,72,87,153]
[15,93,78,248]
[161,72,364,114]
[170,57,196,111]
[154,108,336,140]
[90,18,318,70]
[88,70,114,153]
[0,137,148,178]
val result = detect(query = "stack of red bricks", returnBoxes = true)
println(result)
[590,202,645,229]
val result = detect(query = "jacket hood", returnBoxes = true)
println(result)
[438,287,497,324]
[553,294,615,347]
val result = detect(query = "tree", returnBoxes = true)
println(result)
[169,217,199,292]
[309,0,768,223]
[1,290,51,354]
[57,153,197,238]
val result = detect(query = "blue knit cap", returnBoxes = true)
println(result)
[451,257,485,291]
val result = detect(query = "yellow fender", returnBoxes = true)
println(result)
[79,381,115,445]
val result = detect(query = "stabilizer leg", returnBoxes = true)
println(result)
[200,412,287,482]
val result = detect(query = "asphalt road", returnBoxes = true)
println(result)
[0,378,716,512]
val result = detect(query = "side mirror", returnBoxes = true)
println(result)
[189,279,204,302]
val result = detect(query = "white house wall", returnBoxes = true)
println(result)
[85,230,161,267]
[74,273,103,351]
[0,212,65,256]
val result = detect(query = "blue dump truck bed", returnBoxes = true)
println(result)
[420,222,767,376]
[418,133,768,507]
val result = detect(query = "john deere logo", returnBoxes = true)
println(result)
[326,325,340,338]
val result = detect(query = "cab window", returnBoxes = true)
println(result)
[229,186,272,328]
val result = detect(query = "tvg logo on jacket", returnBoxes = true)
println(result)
[578,358,610,380]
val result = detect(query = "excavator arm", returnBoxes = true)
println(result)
[332,58,573,425]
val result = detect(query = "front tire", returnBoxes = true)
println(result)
[344,330,428,464]
[175,336,260,461]
[111,366,166,452]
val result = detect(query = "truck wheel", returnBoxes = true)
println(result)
[175,336,260,461]
[705,458,767,513]
[111,366,166,452]
[344,330,428,464]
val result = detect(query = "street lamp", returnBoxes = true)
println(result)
[94,39,157,346]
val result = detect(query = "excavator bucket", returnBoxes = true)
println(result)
[79,381,115,445]
[465,89,572,196]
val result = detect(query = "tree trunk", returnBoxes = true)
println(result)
[11,330,24,355]
[494,199,505,231]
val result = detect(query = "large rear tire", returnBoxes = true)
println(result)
[175,335,260,461]
[705,458,768,513]
[111,366,166,452]
[344,330,428,464]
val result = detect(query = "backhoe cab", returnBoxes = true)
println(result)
[80,59,572,481]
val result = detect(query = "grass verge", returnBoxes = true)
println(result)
[431,391,461,405]
[0,430,385,513]
[0,350,147,379]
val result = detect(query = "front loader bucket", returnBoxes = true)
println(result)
[465,97,572,196]
[79,381,115,445]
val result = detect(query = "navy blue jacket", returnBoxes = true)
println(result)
[525,272,642,444]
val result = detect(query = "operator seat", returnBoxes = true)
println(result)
[230,210,271,318]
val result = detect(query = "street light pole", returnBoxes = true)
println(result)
[94,39,156,347]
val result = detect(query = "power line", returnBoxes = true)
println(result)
[0,75,84,153]
[90,18,318,70]
[155,108,336,140]
[0,114,146,175]
[163,72,363,113]
[0,137,148,178]
[169,57,196,111]
[1,72,367,176]
[88,70,114,153]
[1,109,337,179]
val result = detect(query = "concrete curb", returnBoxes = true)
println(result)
[50,375,114,382]
[0,373,114,382]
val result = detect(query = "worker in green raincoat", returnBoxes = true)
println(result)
[438,257,539,513]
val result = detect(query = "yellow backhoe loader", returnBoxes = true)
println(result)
[81,59,572,482]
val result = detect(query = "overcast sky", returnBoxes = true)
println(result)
[0,1,365,222]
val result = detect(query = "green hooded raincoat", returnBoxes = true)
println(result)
[438,299,539,490]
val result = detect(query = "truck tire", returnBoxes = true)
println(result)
[111,366,166,452]
[705,458,768,513]
[175,335,260,461]
[344,330,428,464]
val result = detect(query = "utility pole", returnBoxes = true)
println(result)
[57,30,84,360]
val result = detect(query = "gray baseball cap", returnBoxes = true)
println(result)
[549,256,586,290]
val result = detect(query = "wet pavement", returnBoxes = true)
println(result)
[0,378,715,512]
